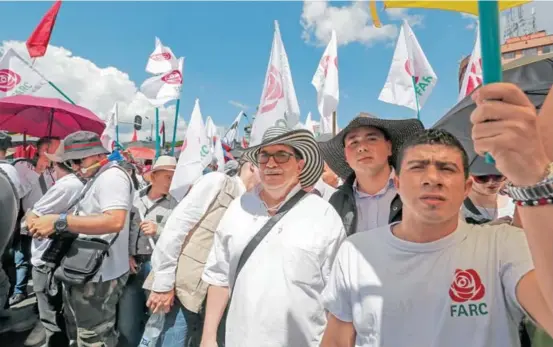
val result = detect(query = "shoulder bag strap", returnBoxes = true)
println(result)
[230,189,307,293]
[38,173,48,195]
[463,197,483,217]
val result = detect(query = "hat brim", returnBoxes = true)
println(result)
[318,116,425,180]
[44,146,109,163]
[242,129,323,188]
[151,165,176,173]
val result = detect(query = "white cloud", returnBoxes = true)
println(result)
[301,0,398,46]
[385,8,423,27]
[228,100,249,110]
[0,41,187,143]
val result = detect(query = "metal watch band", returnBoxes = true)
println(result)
[506,177,553,201]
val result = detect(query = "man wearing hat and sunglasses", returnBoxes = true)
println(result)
[27,131,133,347]
[320,113,424,236]
[200,126,346,347]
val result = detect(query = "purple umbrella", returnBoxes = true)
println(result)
[0,95,105,138]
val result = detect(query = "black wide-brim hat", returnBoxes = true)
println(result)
[318,113,425,179]
[242,126,324,188]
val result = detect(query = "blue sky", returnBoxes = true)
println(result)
[0,1,538,132]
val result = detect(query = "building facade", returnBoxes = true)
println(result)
[459,30,553,89]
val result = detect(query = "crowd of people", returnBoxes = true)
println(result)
[0,82,552,347]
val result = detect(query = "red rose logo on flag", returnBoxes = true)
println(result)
[465,58,483,95]
[150,52,172,61]
[404,60,419,84]
[0,69,21,92]
[259,65,284,113]
[320,56,338,77]
[449,269,486,303]
[162,70,183,85]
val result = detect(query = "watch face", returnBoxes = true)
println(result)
[55,219,67,231]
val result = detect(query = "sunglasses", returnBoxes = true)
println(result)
[472,175,506,184]
[257,151,297,165]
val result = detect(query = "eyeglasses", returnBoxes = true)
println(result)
[257,151,296,164]
[472,175,506,184]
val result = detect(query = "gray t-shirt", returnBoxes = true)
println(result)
[322,221,533,347]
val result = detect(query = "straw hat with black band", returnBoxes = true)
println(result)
[318,113,425,180]
[242,126,324,188]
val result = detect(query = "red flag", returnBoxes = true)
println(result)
[132,129,138,142]
[26,0,62,58]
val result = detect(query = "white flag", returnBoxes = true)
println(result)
[140,57,184,107]
[169,99,213,201]
[379,20,437,111]
[303,112,316,135]
[250,20,300,146]
[205,116,218,150]
[224,111,243,145]
[146,37,179,75]
[213,136,225,173]
[312,30,339,134]
[100,103,118,151]
[0,48,61,99]
[458,25,482,101]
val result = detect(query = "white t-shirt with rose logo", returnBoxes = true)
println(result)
[322,221,533,347]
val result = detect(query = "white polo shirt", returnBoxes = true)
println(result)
[322,221,533,347]
[75,163,133,282]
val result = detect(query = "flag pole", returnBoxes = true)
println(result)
[332,111,337,136]
[411,77,421,120]
[47,81,75,105]
[155,108,160,159]
[170,99,180,156]
[477,0,500,165]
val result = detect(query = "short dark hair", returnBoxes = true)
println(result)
[36,136,60,153]
[0,132,12,151]
[396,129,469,178]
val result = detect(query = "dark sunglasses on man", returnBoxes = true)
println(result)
[472,175,506,184]
[257,150,298,165]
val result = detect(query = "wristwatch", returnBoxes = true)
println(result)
[54,213,68,233]
[506,162,553,201]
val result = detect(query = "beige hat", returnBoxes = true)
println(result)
[151,155,177,173]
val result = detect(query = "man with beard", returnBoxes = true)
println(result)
[28,131,133,347]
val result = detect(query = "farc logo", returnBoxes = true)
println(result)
[0,69,21,92]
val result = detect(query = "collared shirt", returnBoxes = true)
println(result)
[202,184,347,347]
[354,168,397,232]
[312,178,337,201]
[75,163,133,282]
[150,171,246,292]
[30,173,84,267]
[129,185,178,256]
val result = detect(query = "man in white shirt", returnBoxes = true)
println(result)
[28,131,133,347]
[201,126,346,347]
[144,158,259,347]
[320,83,553,347]
[25,156,85,347]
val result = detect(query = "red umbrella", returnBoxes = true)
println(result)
[127,146,156,160]
[0,95,105,138]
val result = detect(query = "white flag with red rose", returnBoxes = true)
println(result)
[250,20,300,146]
[100,103,118,152]
[458,26,482,101]
[0,48,61,99]
[312,29,339,134]
[170,98,212,201]
[140,57,184,107]
[146,37,179,75]
[379,20,437,111]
